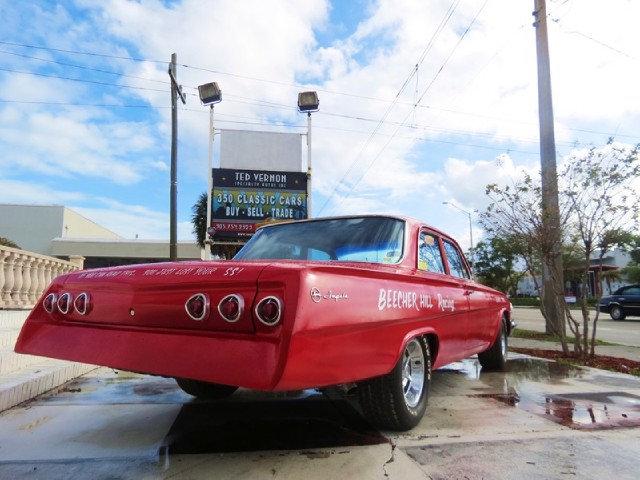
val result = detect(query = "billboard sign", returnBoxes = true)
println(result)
[211,168,308,239]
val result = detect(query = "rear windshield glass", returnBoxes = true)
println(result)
[234,217,405,264]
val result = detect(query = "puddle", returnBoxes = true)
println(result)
[468,356,640,430]
[437,358,483,380]
[540,391,640,429]
[505,357,585,383]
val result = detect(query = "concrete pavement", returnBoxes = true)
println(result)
[1,355,640,479]
[1,309,640,478]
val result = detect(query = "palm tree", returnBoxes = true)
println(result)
[191,192,243,259]
[191,192,208,249]
[600,269,622,296]
[0,237,20,248]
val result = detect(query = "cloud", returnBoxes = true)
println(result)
[0,179,86,204]
[74,197,189,239]
[1,0,639,245]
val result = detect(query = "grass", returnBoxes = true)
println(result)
[511,328,616,346]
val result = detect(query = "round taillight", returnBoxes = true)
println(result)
[74,292,91,315]
[218,294,244,323]
[57,292,73,315]
[43,293,57,313]
[185,293,210,321]
[255,296,282,326]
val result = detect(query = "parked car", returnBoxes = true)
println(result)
[598,284,640,321]
[15,215,513,431]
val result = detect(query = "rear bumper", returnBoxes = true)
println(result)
[15,320,284,390]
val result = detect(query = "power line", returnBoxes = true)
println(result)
[0,49,171,85]
[319,0,490,216]
[0,67,167,94]
[316,0,464,215]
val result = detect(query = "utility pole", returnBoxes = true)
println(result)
[168,53,186,261]
[533,0,565,335]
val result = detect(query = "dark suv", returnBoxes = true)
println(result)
[598,285,640,321]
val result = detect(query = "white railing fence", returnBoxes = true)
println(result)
[0,245,84,310]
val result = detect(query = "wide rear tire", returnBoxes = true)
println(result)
[358,336,431,431]
[478,319,508,371]
[175,378,238,399]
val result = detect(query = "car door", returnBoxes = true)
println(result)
[441,239,494,352]
[417,230,470,358]
[620,286,640,316]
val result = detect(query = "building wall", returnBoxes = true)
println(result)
[61,208,121,240]
[1,204,65,254]
[1,204,202,266]
[0,204,121,255]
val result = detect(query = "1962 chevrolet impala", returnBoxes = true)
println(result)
[15,215,513,431]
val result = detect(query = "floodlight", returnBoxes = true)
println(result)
[198,82,222,105]
[297,91,319,112]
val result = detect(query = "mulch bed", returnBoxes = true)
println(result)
[511,347,640,376]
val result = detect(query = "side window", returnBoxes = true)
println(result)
[418,232,445,273]
[443,240,471,279]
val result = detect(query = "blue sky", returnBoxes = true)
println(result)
[1,0,639,249]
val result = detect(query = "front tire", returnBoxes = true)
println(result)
[358,336,431,431]
[609,305,625,321]
[478,319,508,371]
[175,378,238,399]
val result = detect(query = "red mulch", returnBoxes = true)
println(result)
[511,347,640,376]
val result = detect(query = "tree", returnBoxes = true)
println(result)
[561,143,640,358]
[0,237,20,248]
[473,236,525,296]
[191,192,243,259]
[481,142,640,360]
[480,171,570,351]
[192,192,208,249]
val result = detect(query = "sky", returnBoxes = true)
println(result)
[1,0,639,250]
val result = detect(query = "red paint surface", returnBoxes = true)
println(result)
[15,216,510,390]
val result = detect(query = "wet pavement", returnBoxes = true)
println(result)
[1,354,639,479]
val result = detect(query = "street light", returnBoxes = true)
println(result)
[297,91,319,219]
[199,82,222,251]
[442,201,474,268]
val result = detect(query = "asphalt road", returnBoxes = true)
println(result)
[513,306,640,347]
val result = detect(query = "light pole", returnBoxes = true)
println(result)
[198,82,222,253]
[297,91,319,218]
[442,201,474,267]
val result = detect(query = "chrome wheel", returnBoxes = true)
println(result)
[358,336,431,431]
[402,338,426,408]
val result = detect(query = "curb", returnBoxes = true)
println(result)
[0,310,97,412]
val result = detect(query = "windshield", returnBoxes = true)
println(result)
[234,217,405,264]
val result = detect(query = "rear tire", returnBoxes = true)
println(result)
[478,319,508,371]
[358,336,431,431]
[610,305,625,321]
[175,378,238,399]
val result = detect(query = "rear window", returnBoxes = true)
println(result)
[234,216,405,264]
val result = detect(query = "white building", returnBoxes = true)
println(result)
[0,204,203,268]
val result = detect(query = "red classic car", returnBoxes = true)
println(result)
[15,215,513,431]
